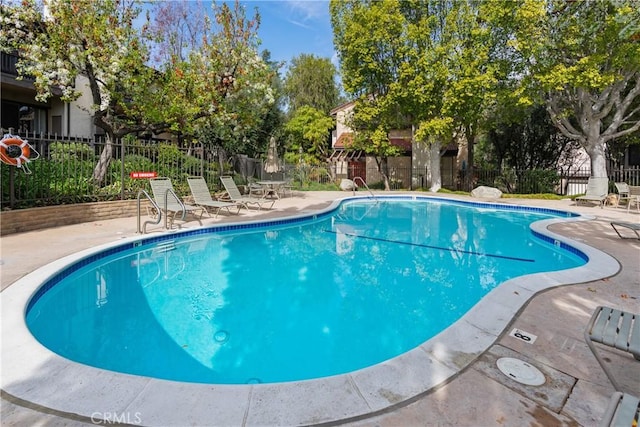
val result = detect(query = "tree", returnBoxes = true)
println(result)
[484,104,577,171]
[151,1,275,148]
[2,0,275,183]
[284,106,334,164]
[147,0,208,65]
[283,54,342,115]
[195,49,285,171]
[330,0,406,190]
[2,0,159,183]
[332,0,502,192]
[493,0,640,178]
[399,0,457,192]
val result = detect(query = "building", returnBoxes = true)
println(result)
[1,52,95,138]
[329,100,459,189]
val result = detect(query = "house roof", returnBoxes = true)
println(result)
[329,100,356,116]
[334,132,354,149]
[390,137,412,152]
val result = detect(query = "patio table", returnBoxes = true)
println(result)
[257,180,287,199]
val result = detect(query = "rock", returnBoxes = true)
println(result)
[340,179,356,191]
[471,185,503,199]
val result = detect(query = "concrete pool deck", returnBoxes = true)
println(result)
[1,190,639,426]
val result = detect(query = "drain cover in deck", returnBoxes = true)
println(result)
[496,357,546,386]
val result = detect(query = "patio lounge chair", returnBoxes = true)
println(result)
[614,182,631,208]
[584,306,640,392]
[628,185,640,213]
[610,221,640,239]
[576,177,609,208]
[187,177,241,218]
[149,177,204,229]
[219,176,276,210]
[599,392,639,427]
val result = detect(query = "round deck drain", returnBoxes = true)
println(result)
[496,357,546,386]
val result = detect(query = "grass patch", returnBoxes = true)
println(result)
[434,188,565,200]
[435,188,470,196]
[501,193,565,200]
[297,182,340,191]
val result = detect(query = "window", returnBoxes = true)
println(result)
[0,101,47,134]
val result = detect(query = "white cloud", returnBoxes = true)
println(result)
[286,18,314,30]
[283,0,329,22]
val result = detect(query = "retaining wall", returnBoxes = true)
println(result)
[0,200,143,235]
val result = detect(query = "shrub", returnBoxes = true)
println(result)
[49,142,96,162]
[517,169,559,194]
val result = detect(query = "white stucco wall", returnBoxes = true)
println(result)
[333,103,354,148]
[45,75,94,138]
[68,75,94,138]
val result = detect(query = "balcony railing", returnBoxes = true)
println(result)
[1,52,35,81]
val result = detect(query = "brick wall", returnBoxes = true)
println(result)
[0,200,145,235]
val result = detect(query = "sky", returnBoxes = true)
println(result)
[137,0,337,75]
[241,0,336,69]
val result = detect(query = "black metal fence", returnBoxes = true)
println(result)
[2,134,224,209]
[2,133,639,210]
[329,163,640,194]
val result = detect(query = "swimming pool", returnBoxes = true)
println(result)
[26,197,585,384]
[2,195,620,426]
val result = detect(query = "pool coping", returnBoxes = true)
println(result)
[0,195,621,426]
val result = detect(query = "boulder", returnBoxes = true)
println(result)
[340,179,356,191]
[471,185,503,199]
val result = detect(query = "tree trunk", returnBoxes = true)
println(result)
[93,133,114,184]
[427,139,442,192]
[547,75,640,180]
[465,124,475,192]
[586,137,608,178]
[376,157,391,191]
[218,147,228,177]
[326,160,337,182]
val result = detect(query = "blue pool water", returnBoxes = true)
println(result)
[26,198,585,384]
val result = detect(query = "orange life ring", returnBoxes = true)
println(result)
[0,137,31,167]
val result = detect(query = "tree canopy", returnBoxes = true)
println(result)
[332,0,640,187]
[484,0,640,178]
[2,0,275,182]
[330,0,407,190]
[284,106,334,164]
[283,54,341,115]
[331,0,499,191]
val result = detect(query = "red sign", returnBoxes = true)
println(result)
[129,171,157,179]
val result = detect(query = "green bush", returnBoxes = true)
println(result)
[300,181,339,191]
[493,169,517,193]
[49,142,96,162]
[367,180,385,190]
[517,169,559,194]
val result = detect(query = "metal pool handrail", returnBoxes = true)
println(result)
[137,189,161,234]
[352,176,377,200]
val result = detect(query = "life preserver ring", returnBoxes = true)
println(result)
[0,136,31,167]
